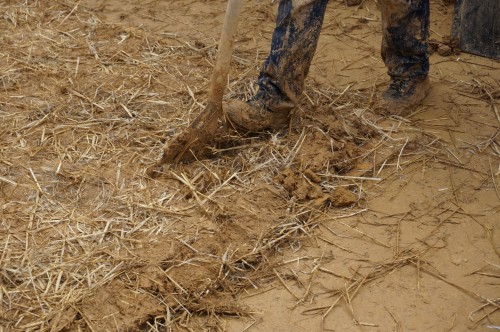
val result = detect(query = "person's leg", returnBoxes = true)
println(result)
[225,0,329,132]
[381,0,430,80]
[258,0,329,110]
[379,0,431,115]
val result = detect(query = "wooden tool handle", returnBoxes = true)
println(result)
[207,0,246,107]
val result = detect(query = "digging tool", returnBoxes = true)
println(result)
[147,0,246,177]
[452,0,499,60]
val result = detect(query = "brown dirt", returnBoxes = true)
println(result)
[0,1,499,331]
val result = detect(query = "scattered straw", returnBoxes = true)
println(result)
[0,1,498,331]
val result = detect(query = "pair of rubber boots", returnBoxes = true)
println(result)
[225,77,431,132]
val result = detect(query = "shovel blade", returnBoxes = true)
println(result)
[147,102,223,177]
[452,0,500,60]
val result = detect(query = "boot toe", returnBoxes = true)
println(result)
[224,99,290,133]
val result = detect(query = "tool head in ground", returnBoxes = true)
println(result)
[147,0,245,178]
[146,100,223,177]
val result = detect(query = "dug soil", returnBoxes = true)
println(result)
[0,1,499,331]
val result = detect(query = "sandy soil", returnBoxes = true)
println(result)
[0,0,499,331]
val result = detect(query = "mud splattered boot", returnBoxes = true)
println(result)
[224,0,328,133]
[379,0,431,116]
[379,77,431,116]
[224,98,293,133]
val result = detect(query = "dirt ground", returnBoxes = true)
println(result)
[0,0,499,331]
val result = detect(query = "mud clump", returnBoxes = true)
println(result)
[429,35,460,57]
[276,168,324,201]
[437,44,453,57]
[329,187,358,207]
[275,168,358,207]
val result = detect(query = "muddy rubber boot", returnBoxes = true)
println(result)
[379,77,431,116]
[224,99,292,133]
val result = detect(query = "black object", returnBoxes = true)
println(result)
[452,0,500,60]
